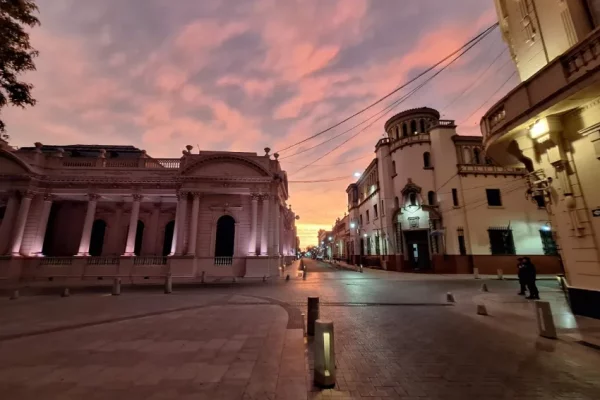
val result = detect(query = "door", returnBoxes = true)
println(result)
[404,230,431,271]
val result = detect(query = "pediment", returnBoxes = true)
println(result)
[0,151,32,175]
[183,156,270,178]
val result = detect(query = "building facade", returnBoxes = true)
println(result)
[342,107,560,274]
[331,215,351,262]
[483,0,600,317]
[0,141,298,284]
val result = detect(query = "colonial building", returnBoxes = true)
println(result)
[0,140,298,284]
[342,107,560,274]
[331,215,351,262]
[317,229,333,260]
[482,0,600,318]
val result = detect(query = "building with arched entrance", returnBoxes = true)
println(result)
[0,141,298,283]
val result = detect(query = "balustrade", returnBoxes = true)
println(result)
[133,256,167,265]
[86,257,120,265]
[39,257,73,266]
[214,256,233,266]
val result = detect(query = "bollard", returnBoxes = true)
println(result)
[201,271,206,284]
[476,304,488,316]
[535,301,557,339]
[303,270,307,280]
[497,269,504,280]
[262,275,267,283]
[9,290,19,300]
[359,265,364,273]
[446,292,455,303]
[314,319,336,388]
[481,283,489,292]
[112,278,121,296]
[164,273,172,294]
[307,297,320,337]
[473,267,480,279]
[61,288,70,297]
[286,274,290,281]
[232,277,237,283]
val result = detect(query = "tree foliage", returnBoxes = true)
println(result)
[0,0,39,134]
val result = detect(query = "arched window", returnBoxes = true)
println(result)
[473,148,481,164]
[392,160,396,174]
[463,147,472,164]
[134,220,144,256]
[162,220,175,256]
[410,120,417,134]
[394,196,400,209]
[402,123,408,137]
[409,192,417,206]
[89,219,107,256]
[420,119,426,133]
[423,152,431,168]
[395,126,400,140]
[428,191,436,205]
[215,215,236,257]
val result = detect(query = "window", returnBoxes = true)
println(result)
[366,210,370,223]
[452,188,459,207]
[420,119,426,133]
[486,189,502,206]
[423,152,431,168]
[392,160,396,175]
[366,236,372,255]
[162,220,175,256]
[488,227,516,255]
[410,120,417,134]
[381,200,385,216]
[394,196,399,209]
[457,228,467,255]
[375,235,381,255]
[395,126,400,140]
[540,229,558,255]
[409,192,417,206]
[473,148,481,164]
[359,214,363,226]
[215,215,236,258]
[89,219,107,257]
[134,220,144,256]
[374,204,378,218]
[427,191,436,205]
[402,123,408,137]
[0,206,5,220]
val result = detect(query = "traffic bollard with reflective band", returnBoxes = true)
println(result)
[314,319,336,388]
[112,278,121,296]
[307,297,320,336]
[473,267,480,279]
[497,269,504,280]
[359,265,364,273]
[164,273,173,294]
[535,301,557,339]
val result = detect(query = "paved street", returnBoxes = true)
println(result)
[1,259,600,399]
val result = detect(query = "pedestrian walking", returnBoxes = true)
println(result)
[522,257,540,300]
[517,257,527,296]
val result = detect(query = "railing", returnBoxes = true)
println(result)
[61,158,96,167]
[393,133,430,150]
[86,257,120,265]
[562,27,600,80]
[104,159,139,168]
[56,157,181,169]
[39,257,73,266]
[133,256,167,265]
[143,158,181,169]
[457,164,525,175]
[214,256,233,266]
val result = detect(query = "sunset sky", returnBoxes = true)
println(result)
[4,0,520,248]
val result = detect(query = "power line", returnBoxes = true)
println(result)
[275,23,499,154]
[282,154,372,166]
[288,176,351,183]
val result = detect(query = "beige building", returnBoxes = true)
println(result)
[342,107,560,274]
[0,140,298,285]
[483,0,600,318]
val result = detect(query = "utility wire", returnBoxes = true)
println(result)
[275,23,499,154]
[282,154,372,166]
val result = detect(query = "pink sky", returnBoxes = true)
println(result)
[3,0,519,248]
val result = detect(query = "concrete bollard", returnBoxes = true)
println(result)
[286,274,290,281]
[314,319,336,388]
[481,283,489,292]
[262,275,267,283]
[303,270,307,280]
[535,301,557,339]
[61,288,70,297]
[232,277,237,283]
[446,292,455,303]
[307,297,320,337]
[473,267,480,279]
[9,290,19,300]
[201,271,206,284]
[359,265,364,273]
[164,274,172,294]
[497,269,504,280]
[476,304,488,316]
[112,278,121,296]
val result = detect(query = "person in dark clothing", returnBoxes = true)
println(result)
[517,257,527,295]
[522,257,540,299]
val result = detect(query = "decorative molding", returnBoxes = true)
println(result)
[88,193,101,201]
[251,193,261,201]
[43,193,55,202]
[132,194,144,202]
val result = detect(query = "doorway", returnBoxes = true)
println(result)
[404,230,431,271]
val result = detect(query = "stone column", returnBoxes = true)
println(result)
[175,192,188,255]
[32,194,54,256]
[260,194,269,255]
[77,194,100,256]
[273,199,280,256]
[170,195,180,255]
[109,203,124,255]
[123,194,143,256]
[0,192,19,255]
[146,202,161,255]
[10,191,35,256]
[249,194,259,255]
[187,193,201,256]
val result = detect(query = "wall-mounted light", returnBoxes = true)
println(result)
[350,222,356,229]
[363,233,368,238]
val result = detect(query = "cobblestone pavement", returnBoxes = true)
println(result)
[1,259,600,399]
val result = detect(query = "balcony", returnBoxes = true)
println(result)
[457,164,525,176]
[59,157,181,169]
[391,133,431,151]
[481,27,600,156]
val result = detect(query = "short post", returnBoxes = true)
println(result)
[446,292,455,303]
[535,301,557,339]
[303,269,307,280]
[473,267,480,279]
[481,283,489,292]
[9,289,19,300]
[314,319,336,388]
[262,275,267,283]
[232,277,237,283]
[359,264,364,273]
[286,274,290,281]
[497,269,503,280]
[476,304,488,316]
[164,273,172,294]
[112,278,121,296]
[61,288,70,297]
[201,271,206,284]
[307,297,319,337]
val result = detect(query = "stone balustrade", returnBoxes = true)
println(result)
[457,164,525,176]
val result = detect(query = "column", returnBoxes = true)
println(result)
[273,199,280,256]
[0,192,19,255]
[109,203,124,255]
[175,192,188,255]
[10,191,35,256]
[123,194,143,256]
[260,194,269,255]
[146,202,161,255]
[187,193,201,256]
[32,194,54,256]
[249,194,259,255]
[170,195,180,255]
[77,194,100,256]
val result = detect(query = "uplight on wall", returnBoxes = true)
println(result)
[529,118,549,140]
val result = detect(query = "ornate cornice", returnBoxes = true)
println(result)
[132,194,144,202]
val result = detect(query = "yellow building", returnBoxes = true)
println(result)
[483,0,600,318]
